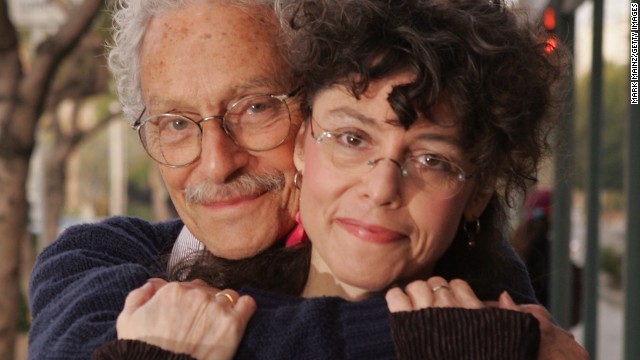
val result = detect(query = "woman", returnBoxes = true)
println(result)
[95,0,582,359]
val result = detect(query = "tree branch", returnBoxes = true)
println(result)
[13,0,105,146]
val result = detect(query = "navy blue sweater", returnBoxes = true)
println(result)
[29,216,538,359]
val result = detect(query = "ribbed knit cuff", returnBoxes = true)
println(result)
[389,307,540,360]
[92,339,196,360]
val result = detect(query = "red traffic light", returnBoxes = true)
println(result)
[543,7,556,32]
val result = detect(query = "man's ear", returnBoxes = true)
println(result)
[293,122,308,171]
[463,185,494,221]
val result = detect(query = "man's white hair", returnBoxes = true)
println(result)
[107,0,277,123]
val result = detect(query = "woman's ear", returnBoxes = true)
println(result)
[463,185,494,221]
[293,122,308,171]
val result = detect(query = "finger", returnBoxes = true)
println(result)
[518,304,552,322]
[175,279,217,292]
[426,277,455,307]
[404,280,434,309]
[498,291,520,311]
[215,289,240,307]
[234,295,257,323]
[448,279,483,309]
[517,304,560,333]
[122,279,165,313]
[146,277,169,290]
[186,278,216,289]
[385,287,414,312]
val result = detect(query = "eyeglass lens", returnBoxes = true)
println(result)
[139,94,291,167]
[310,119,468,198]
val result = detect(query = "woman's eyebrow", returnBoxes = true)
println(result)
[413,132,462,147]
[326,107,377,126]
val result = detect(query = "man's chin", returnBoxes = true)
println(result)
[202,235,278,260]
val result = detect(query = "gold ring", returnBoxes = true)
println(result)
[216,292,236,306]
[432,285,450,293]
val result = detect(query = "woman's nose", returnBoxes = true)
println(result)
[360,158,404,208]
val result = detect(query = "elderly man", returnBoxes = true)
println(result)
[28,0,585,359]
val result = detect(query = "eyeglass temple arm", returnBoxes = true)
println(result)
[132,107,147,129]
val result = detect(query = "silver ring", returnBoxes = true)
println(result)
[432,284,450,293]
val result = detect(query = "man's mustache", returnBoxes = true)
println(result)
[185,172,286,204]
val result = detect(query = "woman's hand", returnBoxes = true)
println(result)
[498,292,590,360]
[116,278,257,360]
[385,276,484,312]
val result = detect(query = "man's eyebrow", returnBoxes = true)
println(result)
[233,77,287,94]
[145,77,286,110]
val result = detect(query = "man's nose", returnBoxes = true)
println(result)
[195,121,250,183]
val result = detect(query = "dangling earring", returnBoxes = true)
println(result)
[294,171,303,190]
[463,219,480,249]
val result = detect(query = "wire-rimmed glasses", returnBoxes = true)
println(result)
[133,92,296,167]
[309,118,473,199]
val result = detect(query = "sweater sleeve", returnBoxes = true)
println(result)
[28,216,182,360]
[91,339,195,360]
[497,237,539,305]
[389,307,540,360]
[235,288,397,360]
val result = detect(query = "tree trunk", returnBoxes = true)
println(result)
[0,158,28,360]
[0,0,105,356]
[43,143,71,246]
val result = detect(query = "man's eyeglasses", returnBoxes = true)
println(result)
[133,92,297,168]
[310,118,473,199]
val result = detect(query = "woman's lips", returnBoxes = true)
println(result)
[336,218,405,244]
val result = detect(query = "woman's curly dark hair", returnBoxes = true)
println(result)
[272,0,570,297]
[181,0,570,300]
[278,0,568,203]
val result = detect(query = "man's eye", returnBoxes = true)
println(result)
[169,119,191,131]
[246,101,272,114]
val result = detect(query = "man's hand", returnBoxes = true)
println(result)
[498,291,590,360]
[117,278,256,360]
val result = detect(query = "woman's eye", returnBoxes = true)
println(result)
[336,131,367,147]
[416,154,452,171]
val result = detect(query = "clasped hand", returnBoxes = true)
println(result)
[116,278,256,360]
[386,277,590,360]
[118,277,588,360]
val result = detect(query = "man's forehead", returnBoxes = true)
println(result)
[140,0,291,108]
[146,2,278,39]
[144,77,288,109]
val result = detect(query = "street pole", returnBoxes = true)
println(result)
[550,3,575,330]
[583,0,604,357]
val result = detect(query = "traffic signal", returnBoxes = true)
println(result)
[543,7,558,53]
